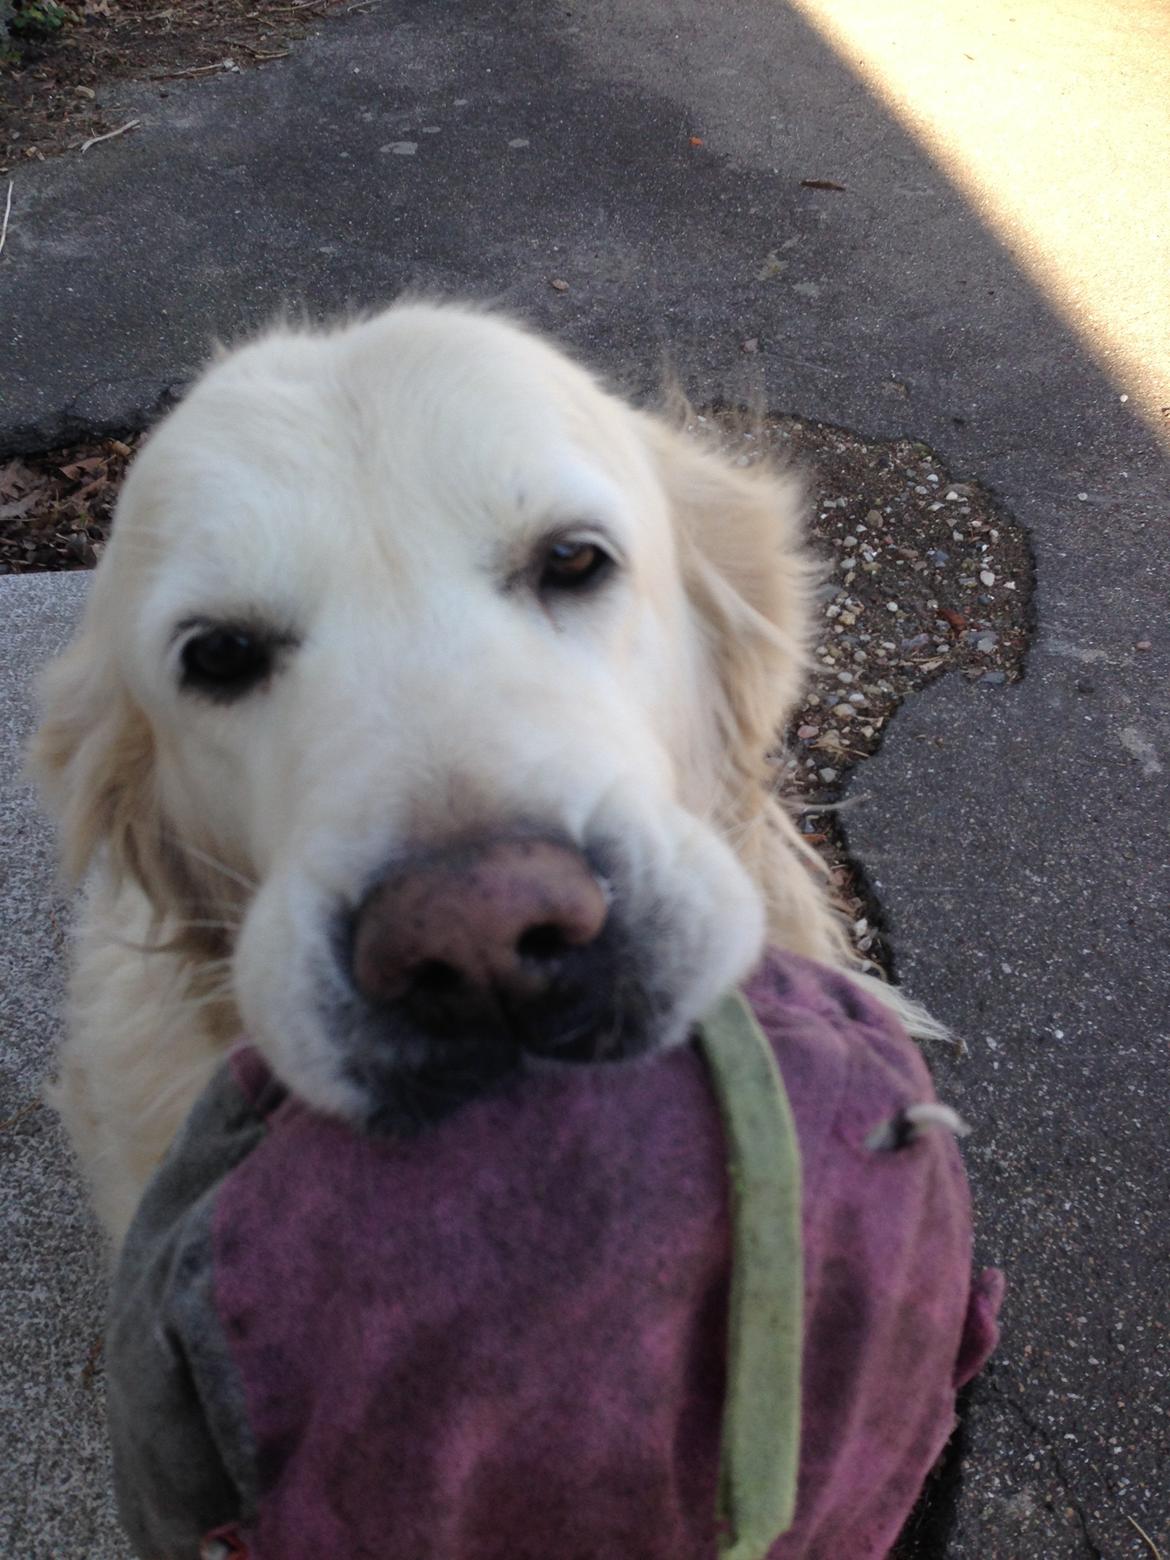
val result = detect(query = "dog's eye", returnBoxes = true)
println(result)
[539,539,614,593]
[180,627,273,698]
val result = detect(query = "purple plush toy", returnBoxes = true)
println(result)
[106,952,1001,1560]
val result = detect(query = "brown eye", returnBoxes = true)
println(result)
[539,539,614,593]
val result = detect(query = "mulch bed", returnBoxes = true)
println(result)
[0,432,136,568]
[1,414,1033,970]
[1,0,355,173]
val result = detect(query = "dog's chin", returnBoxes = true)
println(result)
[237,830,767,1136]
[328,982,668,1136]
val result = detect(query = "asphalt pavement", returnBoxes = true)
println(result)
[2,2,1167,1555]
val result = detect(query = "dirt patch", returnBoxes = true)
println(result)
[697,413,1032,965]
[0,413,1034,963]
[1,0,354,173]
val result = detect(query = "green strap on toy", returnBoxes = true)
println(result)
[698,990,804,1560]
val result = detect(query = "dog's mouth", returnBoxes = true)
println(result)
[237,817,765,1135]
[332,916,665,1135]
[280,831,658,1131]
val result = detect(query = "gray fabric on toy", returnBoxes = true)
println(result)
[106,950,1002,1560]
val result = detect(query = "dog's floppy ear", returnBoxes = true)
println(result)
[641,411,815,796]
[31,630,159,888]
[642,412,853,967]
[30,629,217,946]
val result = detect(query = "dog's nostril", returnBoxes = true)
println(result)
[411,959,464,997]
[517,923,570,963]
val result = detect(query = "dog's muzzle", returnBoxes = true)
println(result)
[338,834,650,1129]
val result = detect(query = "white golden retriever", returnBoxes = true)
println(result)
[33,302,935,1244]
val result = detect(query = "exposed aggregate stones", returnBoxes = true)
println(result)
[703,411,1034,961]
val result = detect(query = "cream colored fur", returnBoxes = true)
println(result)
[32,302,937,1246]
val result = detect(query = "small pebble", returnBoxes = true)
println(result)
[835,670,855,684]
[797,724,819,740]
[976,633,998,653]
[886,601,899,613]
[981,669,1006,686]
[1136,640,1152,652]
[832,703,855,719]
[980,569,995,586]
[1077,492,1088,502]
[818,767,839,784]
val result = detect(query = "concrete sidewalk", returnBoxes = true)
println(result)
[2,1,1168,1555]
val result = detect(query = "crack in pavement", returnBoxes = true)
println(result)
[989,1382,1105,1559]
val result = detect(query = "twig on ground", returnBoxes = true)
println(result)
[153,60,237,79]
[80,1335,104,1390]
[0,180,13,258]
[228,41,291,59]
[0,1100,41,1133]
[1127,1514,1165,1560]
[80,119,140,154]
[797,792,873,815]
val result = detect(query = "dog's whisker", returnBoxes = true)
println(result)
[164,836,259,894]
[164,985,240,1022]
[112,924,242,956]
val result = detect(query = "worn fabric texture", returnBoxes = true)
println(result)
[106,951,1002,1560]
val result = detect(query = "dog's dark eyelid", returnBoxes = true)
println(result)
[177,622,294,700]
[537,536,618,595]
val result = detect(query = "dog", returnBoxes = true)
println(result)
[33,301,937,1245]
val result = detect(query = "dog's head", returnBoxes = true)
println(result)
[33,303,827,1128]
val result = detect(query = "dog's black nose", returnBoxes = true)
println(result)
[351,837,615,1060]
